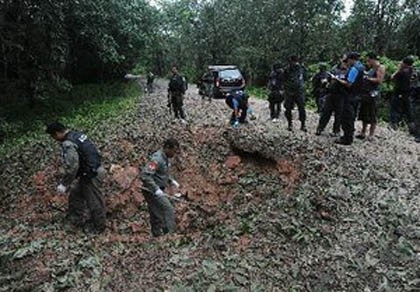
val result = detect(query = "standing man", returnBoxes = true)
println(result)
[267,63,285,122]
[140,138,180,237]
[168,65,187,122]
[283,55,307,132]
[389,57,414,131]
[331,52,365,145]
[356,53,386,139]
[312,63,330,113]
[316,58,348,136]
[146,71,155,93]
[46,122,106,233]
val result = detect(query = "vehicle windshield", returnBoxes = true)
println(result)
[219,69,241,79]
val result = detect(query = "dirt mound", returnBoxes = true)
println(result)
[0,80,419,291]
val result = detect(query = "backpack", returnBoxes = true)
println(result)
[65,131,101,178]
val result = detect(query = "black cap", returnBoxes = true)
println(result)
[46,122,66,135]
[347,52,360,60]
[403,56,414,66]
[367,52,378,60]
[289,55,299,63]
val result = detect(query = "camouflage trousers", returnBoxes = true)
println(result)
[68,169,106,233]
[143,191,176,237]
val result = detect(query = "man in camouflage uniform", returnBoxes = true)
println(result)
[168,66,187,121]
[140,138,180,237]
[46,122,106,233]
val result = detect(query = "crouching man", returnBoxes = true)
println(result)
[46,122,106,234]
[140,138,181,237]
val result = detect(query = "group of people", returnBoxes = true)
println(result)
[44,66,190,236]
[46,55,419,237]
[267,53,420,145]
[46,121,181,236]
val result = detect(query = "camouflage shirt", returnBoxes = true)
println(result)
[141,149,174,193]
[61,140,80,187]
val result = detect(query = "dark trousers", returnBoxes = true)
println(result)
[171,93,185,119]
[269,101,281,119]
[317,94,343,133]
[68,175,106,232]
[284,92,306,123]
[341,93,357,142]
[268,91,283,119]
[315,90,327,113]
[390,93,413,125]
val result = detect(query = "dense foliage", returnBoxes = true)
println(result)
[0,0,419,107]
[0,0,158,103]
[157,0,420,83]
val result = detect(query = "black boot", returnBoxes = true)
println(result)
[300,121,307,132]
[335,136,352,145]
[287,121,293,131]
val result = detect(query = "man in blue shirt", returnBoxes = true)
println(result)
[331,52,365,145]
[226,90,249,128]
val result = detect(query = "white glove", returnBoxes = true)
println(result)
[171,180,180,188]
[155,189,165,197]
[57,184,67,194]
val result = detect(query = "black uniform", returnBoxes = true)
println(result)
[316,66,347,135]
[283,63,307,129]
[312,70,330,113]
[390,68,413,127]
[267,68,285,119]
[168,73,186,119]
[339,61,365,144]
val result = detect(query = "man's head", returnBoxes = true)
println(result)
[346,52,360,66]
[163,138,180,158]
[289,55,299,65]
[171,65,179,75]
[366,52,378,68]
[402,56,414,67]
[340,58,348,69]
[46,122,67,142]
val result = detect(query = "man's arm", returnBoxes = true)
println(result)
[367,65,386,84]
[333,67,357,88]
[61,141,79,187]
